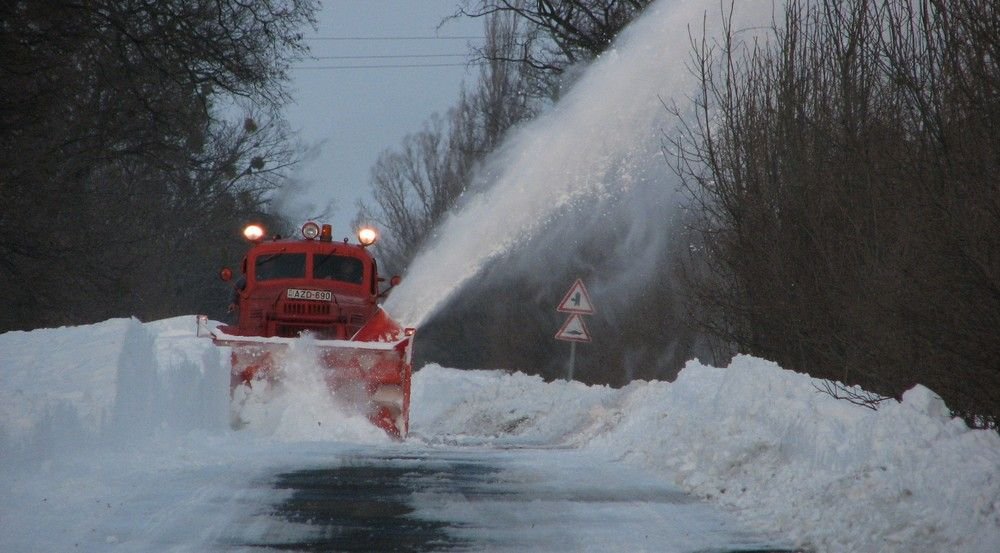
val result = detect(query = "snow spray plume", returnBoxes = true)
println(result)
[385,0,773,329]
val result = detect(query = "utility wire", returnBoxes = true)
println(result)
[307,35,482,41]
[296,62,484,70]
[311,53,467,60]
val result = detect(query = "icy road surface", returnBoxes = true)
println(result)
[228,446,792,552]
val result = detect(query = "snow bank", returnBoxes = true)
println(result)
[414,358,1000,553]
[0,317,382,465]
[412,364,618,446]
[0,317,230,466]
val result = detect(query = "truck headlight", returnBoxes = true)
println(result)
[243,224,265,242]
[358,227,378,247]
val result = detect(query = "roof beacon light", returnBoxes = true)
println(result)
[358,227,378,247]
[243,224,265,242]
[301,222,320,239]
[320,224,333,242]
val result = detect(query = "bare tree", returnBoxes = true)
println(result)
[457,0,652,98]
[0,0,317,330]
[358,10,538,272]
[668,0,1000,428]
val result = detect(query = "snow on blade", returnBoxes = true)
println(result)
[231,334,391,444]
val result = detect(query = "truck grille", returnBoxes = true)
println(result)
[283,302,332,316]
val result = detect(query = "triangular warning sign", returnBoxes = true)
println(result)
[557,279,595,314]
[555,313,592,343]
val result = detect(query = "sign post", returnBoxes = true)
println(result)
[555,279,594,381]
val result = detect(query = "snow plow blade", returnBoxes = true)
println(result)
[208,321,413,439]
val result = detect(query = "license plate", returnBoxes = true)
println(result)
[286,289,333,301]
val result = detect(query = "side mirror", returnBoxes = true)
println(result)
[377,275,403,299]
[219,267,233,282]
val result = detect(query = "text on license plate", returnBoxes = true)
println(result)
[286,289,333,301]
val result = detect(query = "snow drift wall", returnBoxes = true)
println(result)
[412,358,1000,553]
[0,317,229,467]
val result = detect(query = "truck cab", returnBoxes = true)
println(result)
[223,222,397,340]
[207,221,413,438]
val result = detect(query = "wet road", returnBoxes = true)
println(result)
[229,447,797,552]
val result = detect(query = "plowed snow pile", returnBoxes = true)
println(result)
[2,317,998,552]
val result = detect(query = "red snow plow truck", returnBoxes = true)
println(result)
[200,222,414,438]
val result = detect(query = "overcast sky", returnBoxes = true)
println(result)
[280,1,482,236]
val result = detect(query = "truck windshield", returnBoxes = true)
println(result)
[255,253,306,280]
[314,254,363,284]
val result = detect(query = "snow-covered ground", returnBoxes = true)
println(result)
[1,316,998,552]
